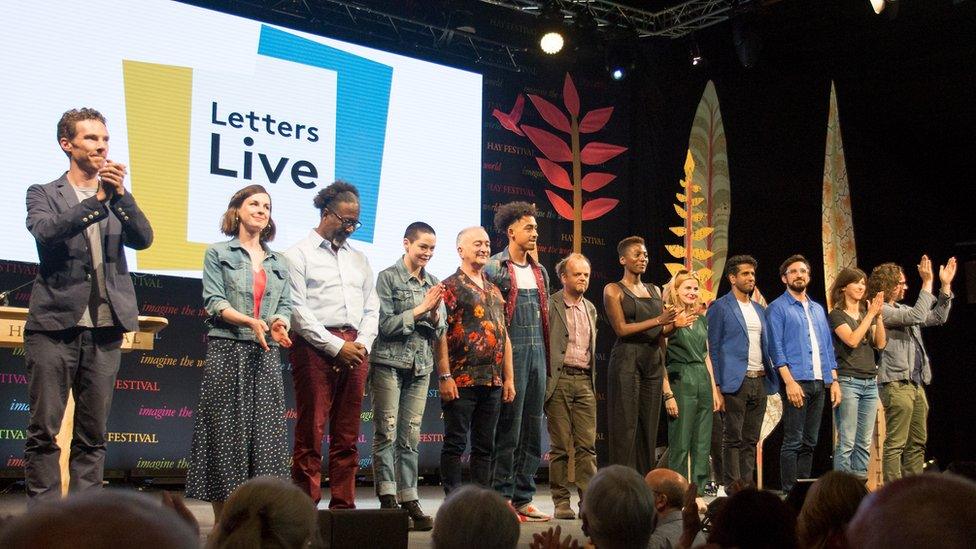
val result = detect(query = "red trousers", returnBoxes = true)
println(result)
[290,331,368,508]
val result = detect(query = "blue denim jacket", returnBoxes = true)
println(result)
[202,238,291,343]
[369,256,446,375]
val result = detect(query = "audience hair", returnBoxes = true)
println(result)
[0,490,197,549]
[797,471,868,549]
[707,487,798,549]
[582,465,656,548]
[208,476,320,549]
[431,484,519,549]
[845,474,976,549]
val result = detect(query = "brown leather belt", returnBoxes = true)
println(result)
[745,370,765,378]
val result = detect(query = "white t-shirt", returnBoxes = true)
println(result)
[737,299,764,371]
[802,300,824,381]
[513,262,537,289]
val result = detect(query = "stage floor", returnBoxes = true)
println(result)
[0,484,590,547]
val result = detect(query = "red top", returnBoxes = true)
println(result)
[253,268,267,318]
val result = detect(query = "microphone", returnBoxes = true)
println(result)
[0,279,35,306]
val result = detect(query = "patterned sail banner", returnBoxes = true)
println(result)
[665,81,730,303]
[822,81,858,307]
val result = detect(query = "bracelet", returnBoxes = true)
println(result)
[438,373,453,381]
[663,392,674,401]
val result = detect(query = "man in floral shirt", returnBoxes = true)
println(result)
[436,226,515,495]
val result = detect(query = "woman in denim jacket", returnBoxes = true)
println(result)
[186,185,293,521]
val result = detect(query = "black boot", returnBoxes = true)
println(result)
[401,499,433,531]
[379,494,398,509]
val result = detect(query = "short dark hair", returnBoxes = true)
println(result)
[313,180,359,215]
[555,253,591,278]
[493,201,537,234]
[780,254,811,277]
[726,255,758,277]
[57,107,106,142]
[404,221,436,242]
[617,236,645,257]
[220,185,276,242]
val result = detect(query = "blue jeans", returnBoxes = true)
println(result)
[370,365,430,502]
[832,376,879,478]
[441,386,502,495]
[492,290,546,507]
[780,380,825,493]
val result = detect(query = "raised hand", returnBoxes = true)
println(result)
[939,257,957,286]
[868,291,885,316]
[674,310,699,328]
[657,304,678,326]
[918,255,933,282]
[420,284,444,313]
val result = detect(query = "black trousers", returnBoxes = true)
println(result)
[607,341,663,475]
[440,386,501,495]
[721,376,767,486]
[25,327,123,502]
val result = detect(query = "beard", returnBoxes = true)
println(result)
[788,279,807,293]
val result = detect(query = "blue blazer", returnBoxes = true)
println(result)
[705,291,779,395]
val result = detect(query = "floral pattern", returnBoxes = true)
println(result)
[442,269,507,387]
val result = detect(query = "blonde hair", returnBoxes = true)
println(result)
[665,270,704,314]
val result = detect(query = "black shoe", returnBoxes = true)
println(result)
[401,500,433,531]
[379,494,399,509]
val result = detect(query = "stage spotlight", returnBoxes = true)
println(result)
[610,67,626,81]
[538,0,566,55]
[690,42,704,67]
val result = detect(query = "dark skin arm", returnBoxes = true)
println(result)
[603,282,677,338]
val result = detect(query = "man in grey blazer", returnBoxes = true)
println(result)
[545,253,598,519]
[24,108,153,503]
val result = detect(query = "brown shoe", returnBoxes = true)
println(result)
[553,503,575,520]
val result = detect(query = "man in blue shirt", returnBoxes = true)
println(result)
[765,254,840,494]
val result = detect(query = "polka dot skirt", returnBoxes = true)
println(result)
[185,338,289,502]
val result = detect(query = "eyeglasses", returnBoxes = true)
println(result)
[324,208,362,231]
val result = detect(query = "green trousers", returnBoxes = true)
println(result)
[666,361,713,491]
[879,380,928,481]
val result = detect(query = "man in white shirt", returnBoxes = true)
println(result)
[284,181,379,508]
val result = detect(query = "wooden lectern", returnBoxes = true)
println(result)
[0,306,168,496]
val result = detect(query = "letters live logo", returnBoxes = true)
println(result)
[122,25,392,270]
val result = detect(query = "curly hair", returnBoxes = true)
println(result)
[868,263,903,302]
[57,107,106,142]
[829,267,867,311]
[220,185,276,242]
[493,201,537,234]
[312,180,359,214]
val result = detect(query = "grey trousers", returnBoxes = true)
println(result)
[25,327,122,502]
[607,340,664,474]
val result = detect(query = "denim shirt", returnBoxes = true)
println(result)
[202,238,291,343]
[369,256,446,375]
[765,291,837,384]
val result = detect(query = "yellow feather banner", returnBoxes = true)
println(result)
[822,81,858,309]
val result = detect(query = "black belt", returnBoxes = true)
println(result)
[561,366,590,375]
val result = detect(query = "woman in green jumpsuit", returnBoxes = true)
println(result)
[662,271,721,491]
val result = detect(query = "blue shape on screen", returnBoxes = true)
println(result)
[257,25,392,243]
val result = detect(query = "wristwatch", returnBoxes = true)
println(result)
[438,373,453,381]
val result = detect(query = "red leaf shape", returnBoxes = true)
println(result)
[581,198,620,220]
[579,107,614,133]
[579,142,627,165]
[509,94,525,122]
[536,158,572,190]
[491,109,525,136]
[580,172,617,192]
[545,190,574,220]
[522,125,572,162]
[563,73,580,118]
[528,94,571,133]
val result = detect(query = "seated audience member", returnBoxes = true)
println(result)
[796,471,867,549]
[845,474,976,549]
[706,486,797,549]
[645,468,706,549]
[208,476,320,549]
[581,465,657,548]
[0,490,197,548]
[432,484,520,549]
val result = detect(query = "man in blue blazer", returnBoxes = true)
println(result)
[706,255,778,488]
[24,108,153,503]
